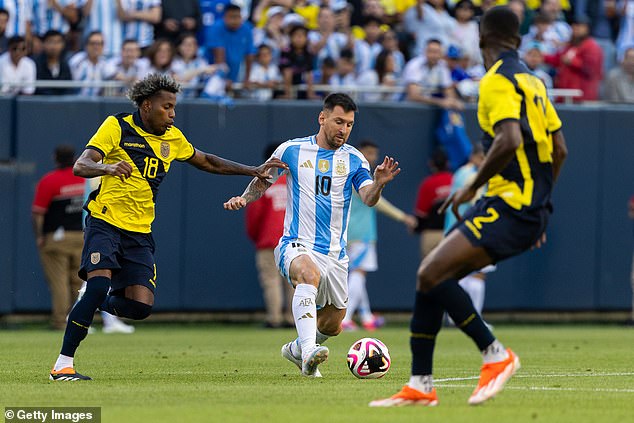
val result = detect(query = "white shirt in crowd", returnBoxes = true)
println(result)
[248,62,281,100]
[402,56,452,97]
[0,52,36,94]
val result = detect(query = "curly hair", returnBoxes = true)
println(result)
[127,73,181,108]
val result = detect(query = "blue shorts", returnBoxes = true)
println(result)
[79,216,157,293]
[452,196,549,263]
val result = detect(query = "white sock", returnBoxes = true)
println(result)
[101,311,119,327]
[408,375,434,393]
[358,277,373,323]
[345,271,364,322]
[292,283,318,358]
[316,329,329,345]
[459,275,486,314]
[53,354,74,371]
[482,339,509,363]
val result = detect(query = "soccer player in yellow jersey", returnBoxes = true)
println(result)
[371,6,568,406]
[50,74,287,381]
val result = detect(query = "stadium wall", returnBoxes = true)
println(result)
[1,98,632,313]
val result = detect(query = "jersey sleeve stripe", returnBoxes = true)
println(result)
[86,145,105,158]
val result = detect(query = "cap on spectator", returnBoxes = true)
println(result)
[331,0,351,13]
[282,13,306,28]
[570,14,591,25]
[447,45,462,59]
[266,6,286,19]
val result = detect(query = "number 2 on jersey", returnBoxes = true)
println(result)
[143,157,159,178]
[315,175,332,196]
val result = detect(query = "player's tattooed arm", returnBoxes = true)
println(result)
[188,149,287,180]
[74,148,133,181]
[224,177,272,211]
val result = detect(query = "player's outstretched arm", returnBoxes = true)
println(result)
[440,120,521,221]
[224,177,273,211]
[552,130,568,183]
[358,156,401,207]
[73,148,133,181]
[187,149,287,180]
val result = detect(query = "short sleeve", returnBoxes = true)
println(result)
[32,176,52,214]
[267,142,290,183]
[351,156,373,192]
[479,73,522,128]
[86,116,121,158]
[174,130,196,161]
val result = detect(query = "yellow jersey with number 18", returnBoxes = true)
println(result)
[478,50,562,212]
[85,111,195,233]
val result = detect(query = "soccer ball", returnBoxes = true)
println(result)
[346,337,391,379]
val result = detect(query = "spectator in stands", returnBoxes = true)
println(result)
[253,6,288,65]
[523,41,553,89]
[545,15,603,102]
[521,12,563,56]
[82,0,123,58]
[279,24,316,99]
[0,35,35,94]
[329,47,357,87]
[172,33,216,98]
[1,0,32,39]
[31,145,85,331]
[104,39,142,95]
[34,30,73,95]
[205,4,256,92]
[69,30,107,96]
[404,0,457,57]
[357,48,399,102]
[31,0,82,37]
[379,29,404,76]
[333,0,353,36]
[291,0,320,30]
[605,46,634,102]
[138,38,176,78]
[116,0,161,51]
[199,0,232,46]
[248,44,281,100]
[402,38,463,109]
[507,0,529,35]
[615,0,634,59]
[245,143,295,329]
[414,148,452,259]
[0,8,8,54]
[450,0,480,66]
[309,6,347,68]
[156,0,201,45]
[313,55,336,97]
[445,44,479,100]
[530,0,571,53]
[355,15,384,74]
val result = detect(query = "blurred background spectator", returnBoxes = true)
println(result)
[116,0,161,52]
[69,30,106,96]
[0,35,35,94]
[279,24,315,99]
[83,0,123,58]
[34,29,72,95]
[605,45,634,102]
[156,0,201,45]
[104,38,142,95]
[247,43,281,100]
[404,0,456,58]
[0,8,8,54]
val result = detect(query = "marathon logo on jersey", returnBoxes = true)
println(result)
[160,142,170,159]
[335,159,347,176]
[318,159,330,173]
[90,252,101,265]
[124,142,147,148]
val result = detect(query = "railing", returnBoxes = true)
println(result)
[0,80,585,104]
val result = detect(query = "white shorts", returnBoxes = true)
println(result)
[347,241,378,272]
[274,240,349,309]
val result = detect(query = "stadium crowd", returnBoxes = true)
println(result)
[0,0,633,103]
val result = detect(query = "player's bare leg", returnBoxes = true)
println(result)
[371,230,519,406]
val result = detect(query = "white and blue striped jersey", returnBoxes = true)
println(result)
[32,0,85,36]
[120,0,160,49]
[84,0,122,58]
[0,0,33,37]
[272,136,374,260]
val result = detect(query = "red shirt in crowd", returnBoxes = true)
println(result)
[245,175,287,249]
[32,166,86,233]
[414,171,453,230]
[545,36,603,102]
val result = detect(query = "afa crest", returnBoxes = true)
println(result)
[335,160,347,176]
[160,142,170,159]
[318,159,330,173]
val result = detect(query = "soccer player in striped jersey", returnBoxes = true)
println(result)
[224,93,402,377]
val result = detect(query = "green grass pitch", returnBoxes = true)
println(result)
[1,323,633,423]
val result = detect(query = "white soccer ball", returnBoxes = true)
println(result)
[347,337,391,379]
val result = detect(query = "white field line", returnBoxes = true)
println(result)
[435,384,634,393]
[435,372,634,383]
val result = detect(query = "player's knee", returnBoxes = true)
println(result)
[297,267,320,286]
[416,263,437,293]
[128,302,152,320]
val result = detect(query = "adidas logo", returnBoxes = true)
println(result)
[298,313,314,320]
[300,160,314,169]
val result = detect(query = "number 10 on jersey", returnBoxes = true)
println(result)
[315,175,332,196]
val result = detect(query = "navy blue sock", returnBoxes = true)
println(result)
[427,279,495,351]
[410,290,445,375]
[61,276,110,357]
[100,296,152,320]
